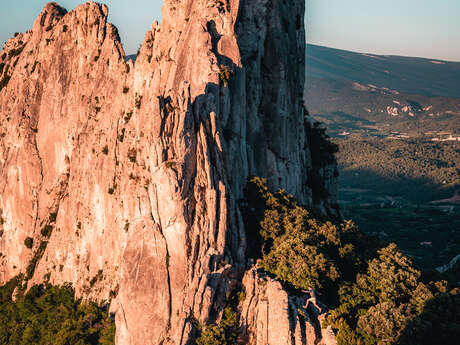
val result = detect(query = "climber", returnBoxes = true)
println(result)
[303,287,323,313]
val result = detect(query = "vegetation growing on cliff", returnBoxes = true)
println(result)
[244,177,460,345]
[244,177,374,297]
[194,283,241,345]
[195,307,238,345]
[0,280,115,344]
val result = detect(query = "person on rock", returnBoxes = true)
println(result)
[303,287,323,313]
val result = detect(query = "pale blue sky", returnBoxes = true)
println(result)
[307,0,460,61]
[1,0,459,61]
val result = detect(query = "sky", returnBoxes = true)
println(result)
[306,0,460,62]
[0,0,459,61]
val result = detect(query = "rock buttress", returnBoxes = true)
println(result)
[240,267,338,345]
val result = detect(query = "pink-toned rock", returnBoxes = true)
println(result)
[239,266,336,345]
[0,1,338,344]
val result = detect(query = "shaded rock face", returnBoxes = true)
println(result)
[0,1,338,344]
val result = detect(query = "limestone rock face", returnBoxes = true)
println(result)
[240,267,337,345]
[0,1,338,344]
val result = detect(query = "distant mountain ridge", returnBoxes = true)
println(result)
[307,44,460,99]
[305,44,460,137]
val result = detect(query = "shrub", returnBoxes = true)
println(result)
[49,212,58,223]
[218,65,232,85]
[109,285,119,299]
[0,75,10,91]
[40,225,53,237]
[306,121,338,166]
[304,120,338,203]
[102,145,109,155]
[196,307,238,345]
[26,240,48,279]
[90,269,103,287]
[108,183,116,195]
[40,15,46,27]
[398,289,460,345]
[124,111,133,123]
[122,86,129,93]
[24,237,34,249]
[94,49,101,62]
[127,148,137,163]
[62,25,68,32]
[118,128,125,142]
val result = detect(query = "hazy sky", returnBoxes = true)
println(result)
[307,0,460,61]
[1,0,459,61]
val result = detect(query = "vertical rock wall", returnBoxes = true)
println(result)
[0,1,338,344]
[240,267,337,345]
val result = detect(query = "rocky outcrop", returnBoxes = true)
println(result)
[0,1,338,344]
[240,266,337,345]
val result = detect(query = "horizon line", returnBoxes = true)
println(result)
[307,42,460,63]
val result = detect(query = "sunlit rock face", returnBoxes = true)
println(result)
[240,266,338,345]
[0,1,338,344]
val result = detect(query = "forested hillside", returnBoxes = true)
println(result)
[335,137,460,270]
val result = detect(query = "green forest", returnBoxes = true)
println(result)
[336,137,459,203]
[0,278,114,345]
[334,137,460,270]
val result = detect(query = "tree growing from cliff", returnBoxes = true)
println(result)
[244,177,373,300]
[195,307,238,345]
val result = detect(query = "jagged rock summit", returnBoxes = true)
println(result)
[0,1,338,344]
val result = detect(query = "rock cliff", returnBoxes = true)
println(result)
[0,1,338,344]
[240,266,337,345]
